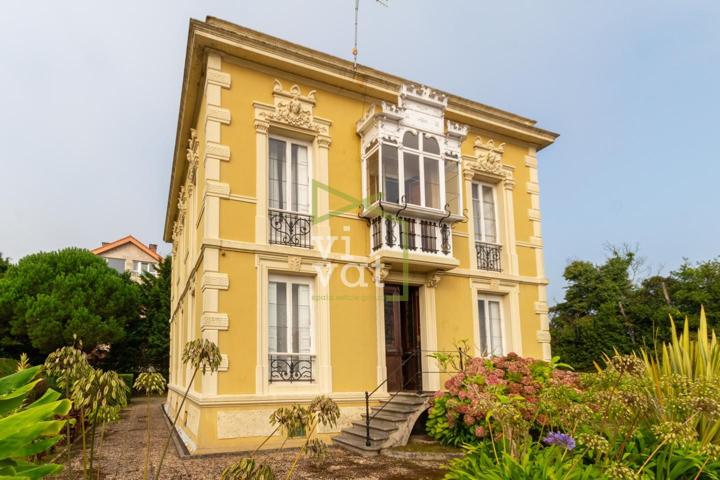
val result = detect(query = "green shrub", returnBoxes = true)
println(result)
[426,395,477,447]
[434,312,720,479]
[118,373,134,395]
[444,443,600,480]
[0,365,72,479]
[641,308,720,444]
[426,353,581,448]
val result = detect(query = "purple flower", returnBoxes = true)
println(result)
[543,432,576,450]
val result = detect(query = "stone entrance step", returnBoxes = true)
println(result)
[332,392,432,456]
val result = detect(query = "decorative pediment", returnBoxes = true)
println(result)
[356,83,468,157]
[399,84,448,109]
[463,136,507,179]
[260,79,325,133]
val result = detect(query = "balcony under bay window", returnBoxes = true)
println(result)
[357,85,468,271]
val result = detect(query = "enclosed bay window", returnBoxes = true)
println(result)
[268,275,314,382]
[444,159,460,214]
[362,129,462,215]
[268,137,312,248]
[478,296,504,356]
[472,182,502,271]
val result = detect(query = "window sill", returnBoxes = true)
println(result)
[360,201,464,223]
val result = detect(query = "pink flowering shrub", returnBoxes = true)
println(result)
[426,352,582,446]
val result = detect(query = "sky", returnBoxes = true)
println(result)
[1,0,719,303]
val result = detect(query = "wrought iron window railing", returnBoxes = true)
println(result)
[398,217,417,251]
[268,354,315,383]
[420,220,438,253]
[370,216,451,256]
[476,241,502,272]
[268,209,312,248]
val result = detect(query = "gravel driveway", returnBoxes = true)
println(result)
[59,396,445,479]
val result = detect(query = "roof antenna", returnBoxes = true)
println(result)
[353,0,388,71]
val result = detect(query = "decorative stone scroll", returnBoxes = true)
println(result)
[260,80,327,134]
[463,136,507,179]
[172,129,201,255]
[186,128,199,185]
[425,272,442,288]
[368,262,391,285]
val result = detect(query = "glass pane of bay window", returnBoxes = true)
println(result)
[424,157,440,209]
[482,186,497,243]
[269,139,286,210]
[367,149,379,202]
[402,131,418,149]
[291,144,309,213]
[382,145,399,203]
[423,135,440,154]
[403,153,421,205]
[444,160,459,213]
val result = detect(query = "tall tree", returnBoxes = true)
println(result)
[551,249,720,371]
[0,248,139,362]
[550,249,639,371]
[107,256,171,375]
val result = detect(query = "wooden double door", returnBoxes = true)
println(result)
[383,284,422,392]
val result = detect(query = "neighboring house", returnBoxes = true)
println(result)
[91,235,161,281]
[163,17,558,455]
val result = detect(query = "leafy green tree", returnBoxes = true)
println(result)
[550,249,639,371]
[107,256,170,375]
[0,248,139,361]
[0,252,10,277]
[551,248,720,371]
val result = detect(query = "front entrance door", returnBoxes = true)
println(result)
[384,284,421,392]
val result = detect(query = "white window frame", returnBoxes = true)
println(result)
[476,294,506,356]
[268,273,315,357]
[361,129,465,213]
[400,130,444,209]
[472,181,500,245]
[268,135,313,215]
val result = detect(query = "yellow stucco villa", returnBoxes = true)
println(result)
[163,17,558,455]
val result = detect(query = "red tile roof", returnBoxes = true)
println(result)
[91,235,161,262]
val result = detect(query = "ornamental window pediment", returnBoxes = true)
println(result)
[357,84,468,220]
[463,136,512,184]
[256,80,330,136]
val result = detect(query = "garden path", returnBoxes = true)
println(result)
[61,396,444,479]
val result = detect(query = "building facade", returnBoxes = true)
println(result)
[163,17,558,454]
[92,235,160,282]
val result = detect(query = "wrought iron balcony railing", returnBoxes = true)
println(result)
[371,216,453,256]
[476,241,502,272]
[268,209,312,248]
[268,354,315,383]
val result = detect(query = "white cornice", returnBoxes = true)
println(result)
[164,17,559,241]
